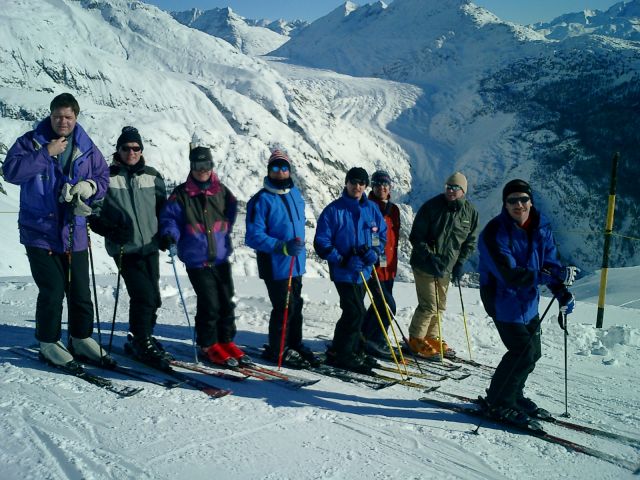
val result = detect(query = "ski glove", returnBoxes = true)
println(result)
[429,254,446,278]
[59,180,97,203]
[451,261,464,285]
[360,247,378,266]
[282,238,304,257]
[345,255,365,273]
[557,289,575,315]
[542,265,579,286]
[160,235,177,254]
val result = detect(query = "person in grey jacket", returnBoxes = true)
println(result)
[408,172,479,358]
[88,126,170,369]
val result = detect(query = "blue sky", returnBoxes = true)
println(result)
[145,0,621,24]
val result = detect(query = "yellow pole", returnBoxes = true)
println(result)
[360,272,406,379]
[372,268,408,373]
[596,153,619,328]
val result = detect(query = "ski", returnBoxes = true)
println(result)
[167,343,319,390]
[11,347,143,398]
[437,391,640,449]
[113,346,231,399]
[241,345,396,390]
[417,396,637,471]
[85,357,183,389]
[170,359,249,382]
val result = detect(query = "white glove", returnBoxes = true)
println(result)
[59,180,96,203]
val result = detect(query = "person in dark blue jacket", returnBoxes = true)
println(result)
[478,179,577,426]
[4,93,114,368]
[245,150,319,368]
[314,167,387,373]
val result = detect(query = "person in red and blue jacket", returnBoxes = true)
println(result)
[478,179,577,426]
[360,170,401,358]
[245,150,320,368]
[159,146,247,367]
[314,167,387,373]
[3,93,112,368]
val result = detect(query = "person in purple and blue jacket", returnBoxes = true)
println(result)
[159,146,249,367]
[313,167,387,374]
[3,93,113,368]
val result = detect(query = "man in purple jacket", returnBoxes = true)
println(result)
[3,93,113,369]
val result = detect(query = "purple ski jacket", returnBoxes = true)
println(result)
[3,118,109,253]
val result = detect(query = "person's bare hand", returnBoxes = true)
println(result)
[47,137,68,156]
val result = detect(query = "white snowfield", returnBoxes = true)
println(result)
[0,269,638,480]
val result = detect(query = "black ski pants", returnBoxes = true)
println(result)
[486,315,542,409]
[26,246,94,343]
[119,251,161,338]
[361,278,396,344]
[332,282,367,358]
[265,276,304,351]
[186,261,236,347]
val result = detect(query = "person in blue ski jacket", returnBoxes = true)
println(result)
[3,93,113,368]
[314,167,387,373]
[478,179,577,426]
[245,150,320,368]
[159,146,248,367]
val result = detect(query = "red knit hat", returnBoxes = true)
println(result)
[268,149,290,167]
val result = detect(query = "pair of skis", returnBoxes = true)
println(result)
[417,393,639,472]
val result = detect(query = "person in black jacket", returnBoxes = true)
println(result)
[89,127,171,369]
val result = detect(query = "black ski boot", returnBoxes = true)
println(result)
[478,396,541,430]
[517,396,553,420]
[262,345,310,369]
[291,344,322,367]
[150,336,175,362]
[125,334,172,371]
[326,351,373,375]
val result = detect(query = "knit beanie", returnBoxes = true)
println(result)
[116,126,143,151]
[189,146,214,171]
[445,172,468,193]
[502,179,533,203]
[267,149,291,170]
[371,170,392,186]
[345,167,369,187]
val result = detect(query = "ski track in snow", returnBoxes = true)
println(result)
[1,275,639,479]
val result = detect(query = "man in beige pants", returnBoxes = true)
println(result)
[407,172,479,358]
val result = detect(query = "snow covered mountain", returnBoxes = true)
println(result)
[1,0,639,277]
[533,0,640,41]
[170,7,289,56]
[272,0,640,269]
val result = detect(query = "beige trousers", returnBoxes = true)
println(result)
[409,268,449,339]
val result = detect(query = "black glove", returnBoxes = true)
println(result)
[108,225,133,245]
[451,261,464,285]
[88,214,114,238]
[429,254,446,278]
[360,247,378,266]
[159,234,176,252]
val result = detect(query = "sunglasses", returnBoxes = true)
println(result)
[348,179,367,186]
[270,165,289,173]
[372,182,390,188]
[120,145,141,152]
[506,196,531,205]
[446,184,462,191]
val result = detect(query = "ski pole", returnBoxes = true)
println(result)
[371,268,408,374]
[383,307,425,375]
[361,272,406,379]
[170,251,198,364]
[458,283,473,361]
[277,256,296,370]
[558,311,570,418]
[472,295,557,434]
[108,246,124,354]
[87,228,107,363]
[433,275,444,361]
